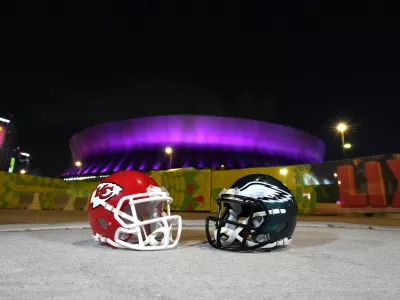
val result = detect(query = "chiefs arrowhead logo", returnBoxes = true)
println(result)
[90,182,124,209]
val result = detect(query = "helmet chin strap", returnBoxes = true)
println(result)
[216,211,267,247]
[144,220,171,246]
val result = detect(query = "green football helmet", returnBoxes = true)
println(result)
[205,174,298,251]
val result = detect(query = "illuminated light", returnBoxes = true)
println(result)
[0,117,10,123]
[338,180,341,185]
[336,201,341,205]
[164,147,173,154]
[20,169,26,174]
[75,161,82,167]
[20,152,30,157]
[343,143,352,149]
[220,164,225,168]
[279,168,288,175]
[92,162,106,174]
[334,173,337,177]
[113,156,127,172]
[63,175,103,181]
[336,122,347,133]
[82,163,96,175]
[323,179,332,184]
[101,162,112,173]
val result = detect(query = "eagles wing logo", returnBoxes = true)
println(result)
[90,182,124,209]
[239,182,293,203]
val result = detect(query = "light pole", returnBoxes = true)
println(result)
[336,122,348,158]
[164,147,173,169]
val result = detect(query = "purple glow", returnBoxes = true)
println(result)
[152,161,162,170]
[113,156,127,172]
[69,115,326,163]
[91,162,105,173]
[197,161,204,169]
[83,163,96,175]
[126,162,134,170]
[101,162,112,173]
[82,164,92,174]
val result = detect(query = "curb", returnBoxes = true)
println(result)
[0,221,400,232]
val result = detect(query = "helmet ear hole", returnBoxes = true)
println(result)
[97,218,108,229]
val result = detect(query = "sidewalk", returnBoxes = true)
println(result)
[1,219,400,232]
[0,209,399,227]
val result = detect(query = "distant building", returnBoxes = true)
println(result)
[0,117,18,172]
[62,115,326,180]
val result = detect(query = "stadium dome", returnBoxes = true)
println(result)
[61,115,326,178]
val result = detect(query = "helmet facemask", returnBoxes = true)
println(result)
[93,185,182,251]
[205,188,292,251]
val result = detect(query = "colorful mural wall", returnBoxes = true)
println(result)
[0,153,399,214]
[0,171,97,210]
[150,169,211,211]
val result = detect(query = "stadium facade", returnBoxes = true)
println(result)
[61,115,326,180]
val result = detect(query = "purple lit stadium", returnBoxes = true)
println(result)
[61,115,326,178]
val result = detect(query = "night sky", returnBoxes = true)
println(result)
[1,9,399,177]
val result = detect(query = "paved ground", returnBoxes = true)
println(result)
[1,209,400,227]
[0,218,400,300]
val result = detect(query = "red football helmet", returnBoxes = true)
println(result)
[88,170,182,250]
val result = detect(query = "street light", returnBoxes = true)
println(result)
[279,168,288,175]
[343,143,352,149]
[20,169,26,174]
[336,122,349,157]
[164,147,173,169]
[75,161,82,167]
[336,123,347,133]
[164,147,172,155]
